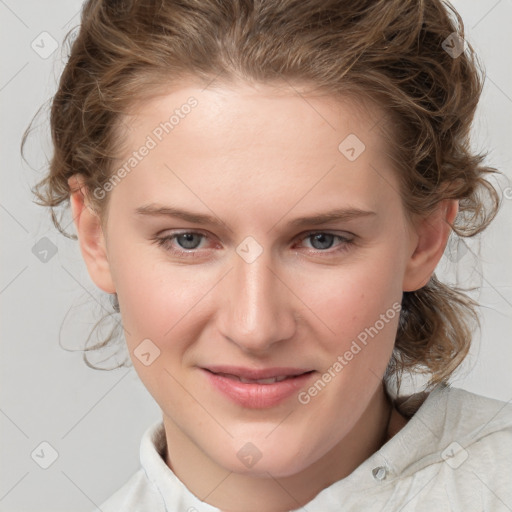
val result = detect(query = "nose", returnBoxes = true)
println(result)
[217,246,297,354]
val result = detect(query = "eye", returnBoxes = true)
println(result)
[295,232,355,254]
[152,230,355,258]
[153,231,208,256]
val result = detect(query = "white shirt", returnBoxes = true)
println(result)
[98,383,512,511]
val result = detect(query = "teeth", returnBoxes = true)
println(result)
[239,376,288,384]
[219,373,290,384]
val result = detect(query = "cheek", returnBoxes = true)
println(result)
[112,226,404,355]
[109,240,207,349]
[296,256,402,343]
[111,248,210,405]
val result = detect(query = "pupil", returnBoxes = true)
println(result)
[179,233,200,249]
[312,233,333,250]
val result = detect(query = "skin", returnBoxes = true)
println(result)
[68,81,458,512]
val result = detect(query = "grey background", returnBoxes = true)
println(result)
[1,1,511,510]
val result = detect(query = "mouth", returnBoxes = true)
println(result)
[212,373,299,384]
[201,366,316,408]
[203,365,314,382]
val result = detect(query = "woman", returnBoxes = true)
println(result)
[29,0,512,510]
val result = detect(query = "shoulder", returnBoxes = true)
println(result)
[397,383,512,440]
[96,468,166,512]
[413,384,512,456]
[444,386,512,466]
[440,388,512,509]
[416,385,512,507]
[440,385,512,443]
[381,385,512,509]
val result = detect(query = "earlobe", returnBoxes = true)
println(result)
[402,199,459,292]
[68,174,116,294]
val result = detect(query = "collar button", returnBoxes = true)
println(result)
[372,465,388,481]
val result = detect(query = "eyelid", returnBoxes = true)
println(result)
[295,229,355,240]
[153,229,356,257]
[155,229,354,244]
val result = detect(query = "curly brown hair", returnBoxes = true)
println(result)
[24,0,502,393]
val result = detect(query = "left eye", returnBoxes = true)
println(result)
[300,232,341,250]
[153,231,354,256]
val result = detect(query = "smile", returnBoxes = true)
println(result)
[201,366,316,408]
[214,372,293,384]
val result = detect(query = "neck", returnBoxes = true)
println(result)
[163,383,397,512]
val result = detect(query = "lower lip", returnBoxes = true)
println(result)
[202,369,315,409]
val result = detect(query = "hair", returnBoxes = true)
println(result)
[23,0,502,395]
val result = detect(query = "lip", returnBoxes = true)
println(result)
[201,366,315,409]
[205,365,312,380]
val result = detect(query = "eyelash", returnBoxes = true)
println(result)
[152,230,355,259]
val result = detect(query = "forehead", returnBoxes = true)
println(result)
[109,81,400,221]
[121,80,389,151]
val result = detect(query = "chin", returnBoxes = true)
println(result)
[234,459,310,479]
[213,440,318,478]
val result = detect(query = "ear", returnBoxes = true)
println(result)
[402,199,459,292]
[68,174,116,294]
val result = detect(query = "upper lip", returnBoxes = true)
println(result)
[203,365,313,380]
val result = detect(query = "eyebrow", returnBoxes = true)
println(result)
[134,203,376,228]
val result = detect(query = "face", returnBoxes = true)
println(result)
[73,81,446,479]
